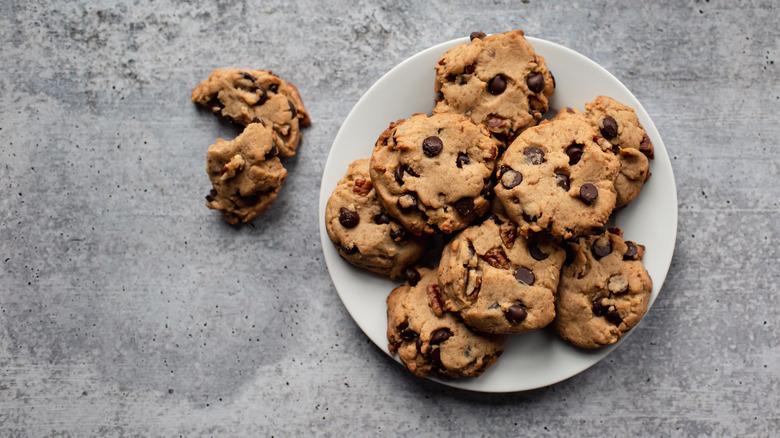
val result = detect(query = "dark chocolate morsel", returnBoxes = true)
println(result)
[529,244,548,261]
[605,308,623,326]
[524,146,545,165]
[454,197,475,217]
[513,267,535,285]
[505,305,527,324]
[374,213,392,225]
[470,31,486,41]
[556,173,570,191]
[488,74,507,95]
[592,239,612,259]
[566,144,584,165]
[239,71,257,82]
[579,183,598,205]
[500,167,523,189]
[624,241,638,260]
[430,328,453,345]
[601,117,618,138]
[404,267,421,286]
[340,243,358,255]
[338,207,360,228]
[592,297,607,316]
[422,136,443,157]
[457,153,470,168]
[526,72,545,93]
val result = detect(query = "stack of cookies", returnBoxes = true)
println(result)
[324,30,655,379]
[192,69,311,224]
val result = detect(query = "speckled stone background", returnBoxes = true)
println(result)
[1,0,778,436]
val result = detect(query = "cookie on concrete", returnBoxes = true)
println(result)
[205,123,287,225]
[191,68,311,157]
[369,112,500,236]
[387,267,507,378]
[584,96,653,207]
[433,30,555,147]
[325,158,428,279]
[553,228,653,349]
[493,108,621,240]
[438,213,566,334]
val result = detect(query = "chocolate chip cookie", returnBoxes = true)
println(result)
[369,112,500,236]
[205,123,287,224]
[191,69,311,157]
[438,213,566,334]
[387,267,507,378]
[433,30,555,147]
[325,158,429,279]
[493,108,621,240]
[553,228,652,349]
[584,96,653,207]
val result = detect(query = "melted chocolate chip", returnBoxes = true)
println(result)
[394,165,405,185]
[240,72,257,82]
[429,347,443,368]
[514,267,535,285]
[524,146,545,165]
[505,305,527,324]
[457,153,470,168]
[390,228,407,242]
[488,74,507,95]
[404,267,421,286]
[264,145,279,159]
[500,167,523,189]
[251,117,265,126]
[454,197,475,217]
[374,213,391,224]
[268,83,279,93]
[205,189,217,202]
[481,177,496,198]
[288,100,297,118]
[526,72,545,93]
[601,117,618,138]
[566,144,584,165]
[529,244,548,261]
[430,328,453,345]
[398,192,418,212]
[605,308,623,325]
[624,241,638,260]
[422,136,443,157]
[591,297,607,316]
[579,183,598,205]
[592,239,612,259]
[340,243,358,254]
[338,207,359,228]
[251,85,267,105]
[398,322,417,341]
[556,173,570,191]
[470,31,486,41]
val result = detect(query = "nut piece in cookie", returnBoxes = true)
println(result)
[387,267,507,378]
[434,30,555,147]
[438,213,566,334]
[205,123,287,225]
[369,112,500,236]
[553,227,653,349]
[191,68,311,157]
[493,108,621,240]
[584,96,653,207]
[325,158,429,279]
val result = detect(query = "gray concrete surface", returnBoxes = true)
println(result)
[1,0,778,436]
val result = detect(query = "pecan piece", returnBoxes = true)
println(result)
[427,284,445,316]
[352,178,373,196]
[482,248,510,270]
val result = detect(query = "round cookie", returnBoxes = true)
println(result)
[387,267,507,378]
[205,123,287,225]
[325,158,428,279]
[191,68,311,157]
[493,108,621,240]
[553,228,653,349]
[438,213,566,334]
[433,30,555,147]
[369,112,500,236]
[584,96,653,207]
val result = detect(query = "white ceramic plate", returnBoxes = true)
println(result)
[318,36,677,392]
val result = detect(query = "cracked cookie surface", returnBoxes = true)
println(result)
[205,123,287,224]
[369,112,500,236]
[387,267,506,378]
[553,228,652,349]
[325,159,428,279]
[191,68,311,157]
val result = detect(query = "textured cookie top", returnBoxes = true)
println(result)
[438,213,566,334]
[205,123,287,225]
[386,267,506,378]
[325,159,428,279]
[433,30,555,146]
[191,68,311,157]
[493,108,621,239]
[553,228,652,349]
[369,112,500,235]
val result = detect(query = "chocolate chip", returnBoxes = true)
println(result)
[591,298,607,316]
[435,91,444,102]
[605,308,623,325]
[390,227,407,242]
[514,267,535,285]
[592,239,612,259]
[505,305,527,324]
[374,213,391,225]
[454,198,475,217]
[488,74,507,95]
[429,347,443,368]
[340,243,358,254]
[415,337,423,353]
[522,212,538,223]
[398,192,418,212]
[566,144,584,165]
[404,267,421,286]
[600,117,618,138]
[463,64,476,75]
[251,86,267,105]
[529,244,548,261]
[430,328,453,345]
[470,31,486,41]
[624,241,638,260]
[556,173,570,191]
[422,136,443,157]
[563,242,575,265]
[251,117,265,126]
[500,167,523,189]
[288,100,297,118]
[394,165,405,185]
[398,322,417,341]
[456,153,470,168]
[205,189,217,202]
[526,72,545,93]
[481,177,496,198]
[579,183,598,205]
[268,83,279,93]
[338,207,359,228]
[240,72,257,82]
[524,146,545,165]
[264,145,279,159]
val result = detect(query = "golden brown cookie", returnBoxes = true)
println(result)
[387,267,506,378]
[553,228,652,349]
[369,112,500,236]
[191,68,311,157]
[433,30,555,147]
[325,159,428,279]
[204,123,287,224]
